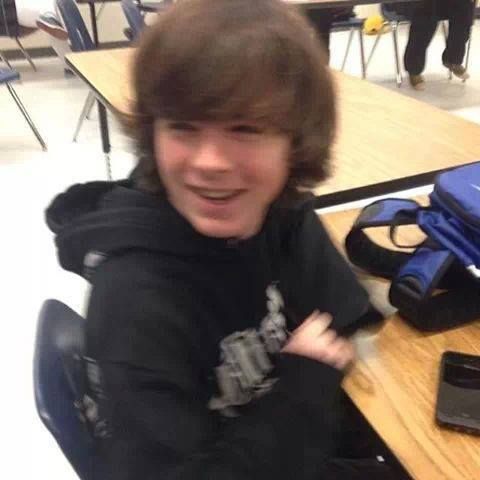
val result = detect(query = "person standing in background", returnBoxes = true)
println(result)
[404,0,475,89]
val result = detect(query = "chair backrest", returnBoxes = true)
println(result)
[56,0,95,52]
[33,299,95,480]
[381,3,414,22]
[0,0,20,38]
[121,0,145,40]
[0,66,20,84]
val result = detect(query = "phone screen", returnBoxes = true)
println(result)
[436,351,480,434]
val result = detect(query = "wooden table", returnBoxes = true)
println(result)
[66,47,480,202]
[320,203,480,480]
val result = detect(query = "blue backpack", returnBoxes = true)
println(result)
[345,162,480,331]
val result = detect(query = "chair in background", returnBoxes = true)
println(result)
[121,0,145,41]
[33,299,95,480]
[56,0,96,142]
[0,0,37,71]
[332,17,367,79]
[366,5,411,87]
[1,67,47,149]
[56,0,112,178]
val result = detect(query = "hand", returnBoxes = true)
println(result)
[282,311,355,370]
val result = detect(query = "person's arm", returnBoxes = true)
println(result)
[87,259,344,480]
[284,209,382,335]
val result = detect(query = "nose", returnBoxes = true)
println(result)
[191,130,232,174]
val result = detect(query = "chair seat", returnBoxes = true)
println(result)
[383,12,409,23]
[332,17,365,31]
[0,68,20,84]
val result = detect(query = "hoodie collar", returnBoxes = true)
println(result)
[46,180,278,278]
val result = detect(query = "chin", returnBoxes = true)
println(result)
[191,218,250,239]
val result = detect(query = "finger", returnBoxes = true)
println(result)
[290,310,319,335]
[299,313,332,338]
[319,338,345,365]
[290,311,331,338]
[307,330,338,363]
[315,328,337,347]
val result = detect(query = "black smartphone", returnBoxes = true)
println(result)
[435,350,480,435]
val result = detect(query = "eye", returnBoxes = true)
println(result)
[166,121,198,132]
[229,124,264,135]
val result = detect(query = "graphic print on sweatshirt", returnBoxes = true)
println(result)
[208,283,288,416]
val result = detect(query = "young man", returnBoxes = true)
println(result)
[404,0,475,89]
[47,1,408,478]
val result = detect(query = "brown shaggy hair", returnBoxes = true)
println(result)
[127,0,336,199]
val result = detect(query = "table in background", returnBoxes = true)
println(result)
[70,0,419,172]
[66,48,480,202]
[320,202,480,480]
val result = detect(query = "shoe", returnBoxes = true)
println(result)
[408,74,425,91]
[443,62,470,81]
[36,13,68,41]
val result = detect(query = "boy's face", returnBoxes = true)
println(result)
[154,119,291,239]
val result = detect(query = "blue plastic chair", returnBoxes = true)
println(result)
[121,0,145,40]
[0,67,47,149]
[56,0,95,53]
[33,299,95,480]
[332,17,366,79]
[56,0,113,178]
[56,0,99,143]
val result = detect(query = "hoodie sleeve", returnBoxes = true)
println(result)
[283,209,381,335]
[86,257,344,480]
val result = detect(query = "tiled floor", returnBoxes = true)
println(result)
[1,21,479,478]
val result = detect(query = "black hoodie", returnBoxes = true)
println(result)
[46,180,377,480]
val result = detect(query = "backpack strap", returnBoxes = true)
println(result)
[345,199,480,331]
[345,198,421,279]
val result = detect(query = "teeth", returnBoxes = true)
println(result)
[199,190,237,199]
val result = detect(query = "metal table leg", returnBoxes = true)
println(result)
[97,102,112,179]
[88,1,112,178]
[88,2,100,46]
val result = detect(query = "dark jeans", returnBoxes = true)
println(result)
[404,0,475,75]
[303,7,354,60]
[320,458,409,479]
[321,393,412,479]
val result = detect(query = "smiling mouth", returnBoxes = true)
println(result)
[191,188,244,202]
